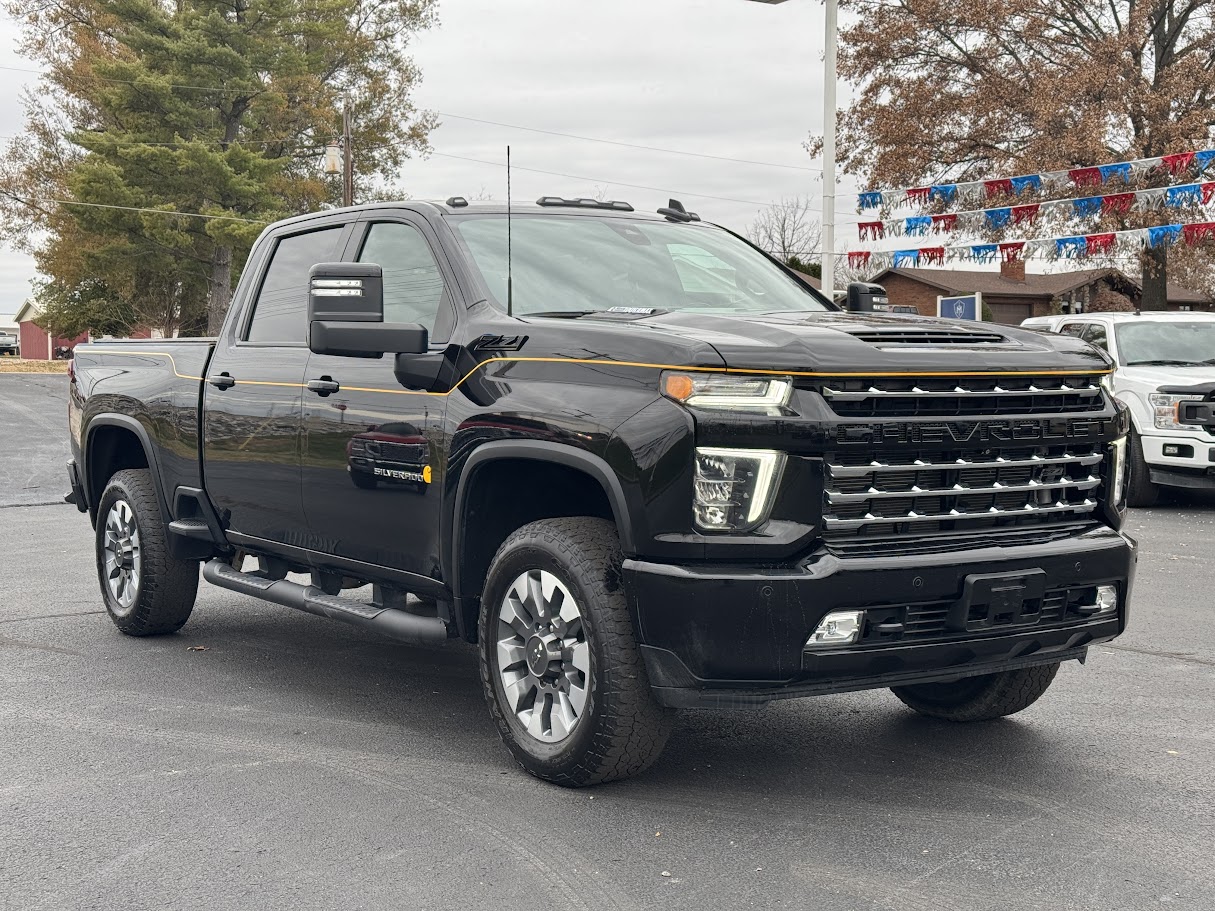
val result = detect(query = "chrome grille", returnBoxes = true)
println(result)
[817,374,1105,417]
[823,446,1103,537]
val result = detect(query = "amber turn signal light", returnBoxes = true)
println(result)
[663,373,696,402]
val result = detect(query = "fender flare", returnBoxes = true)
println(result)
[84,414,171,522]
[448,439,636,606]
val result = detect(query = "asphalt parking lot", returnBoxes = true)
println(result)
[2,373,1214,911]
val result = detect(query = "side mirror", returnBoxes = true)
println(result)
[845,282,890,313]
[307,262,428,357]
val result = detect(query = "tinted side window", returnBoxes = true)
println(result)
[358,222,451,340]
[1081,323,1109,352]
[1059,322,1086,337]
[246,227,344,343]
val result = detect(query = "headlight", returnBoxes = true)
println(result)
[1108,435,1128,510]
[663,372,792,414]
[693,447,786,532]
[1149,393,1204,431]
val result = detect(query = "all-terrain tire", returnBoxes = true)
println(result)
[95,468,199,636]
[478,517,674,786]
[1125,429,1159,508]
[891,662,1061,722]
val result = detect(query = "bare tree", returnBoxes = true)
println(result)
[747,197,823,275]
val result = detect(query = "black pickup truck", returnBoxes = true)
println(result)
[68,197,1135,786]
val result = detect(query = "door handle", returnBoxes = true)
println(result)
[307,377,340,396]
[208,372,235,390]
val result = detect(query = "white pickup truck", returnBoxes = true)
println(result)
[1033,312,1215,506]
[0,328,19,356]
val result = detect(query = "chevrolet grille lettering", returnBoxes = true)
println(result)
[837,418,1108,445]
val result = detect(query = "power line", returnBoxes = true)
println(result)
[0,64,818,172]
[436,113,819,172]
[49,198,265,223]
[428,151,785,207]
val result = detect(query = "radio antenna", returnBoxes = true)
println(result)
[506,145,514,317]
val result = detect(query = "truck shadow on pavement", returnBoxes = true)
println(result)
[162,599,1093,813]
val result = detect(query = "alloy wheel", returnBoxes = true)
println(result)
[495,569,590,743]
[103,499,141,611]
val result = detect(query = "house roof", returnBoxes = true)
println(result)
[14,300,41,323]
[791,270,821,289]
[1124,278,1211,304]
[869,267,1123,299]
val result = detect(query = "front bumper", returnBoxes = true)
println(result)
[624,525,1135,708]
[1141,432,1215,489]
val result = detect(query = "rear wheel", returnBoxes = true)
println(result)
[891,662,1060,722]
[479,518,674,786]
[95,469,199,636]
[1125,428,1159,508]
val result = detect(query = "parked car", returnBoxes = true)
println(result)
[67,197,1134,786]
[1051,312,1215,506]
[0,328,18,356]
[1020,315,1072,333]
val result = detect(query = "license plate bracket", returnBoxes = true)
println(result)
[947,569,1048,632]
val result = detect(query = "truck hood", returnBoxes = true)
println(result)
[1113,364,1215,391]
[573,309,1111,375]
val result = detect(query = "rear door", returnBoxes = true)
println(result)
[300,212,460,578]
[203,221,351,545]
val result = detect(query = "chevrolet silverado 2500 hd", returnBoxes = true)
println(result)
[67,197,1136,786]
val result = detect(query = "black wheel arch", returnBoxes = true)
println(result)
[84,415,170,527]
[447,440,638,641]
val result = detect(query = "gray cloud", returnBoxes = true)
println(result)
[0,0,853,312]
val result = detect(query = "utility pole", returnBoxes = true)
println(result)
[744,0,838,298]
[342,100,354,207]
[820,0,838,300]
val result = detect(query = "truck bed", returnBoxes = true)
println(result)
[70,337,217,513]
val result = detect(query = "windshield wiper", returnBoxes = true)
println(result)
[523,310,599,319]
[1125,359,1204,366]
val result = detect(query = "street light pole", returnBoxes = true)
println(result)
[745,0,837,298]
[821,0,838,300]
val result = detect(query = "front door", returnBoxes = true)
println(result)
[203,223,347,545]
[301,216,459,580]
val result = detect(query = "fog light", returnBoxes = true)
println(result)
[805,610,864,648]
[1079,584,1118,617]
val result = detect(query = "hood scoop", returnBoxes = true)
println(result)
[841,327,1011,346]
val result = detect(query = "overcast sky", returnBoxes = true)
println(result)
[0,0,853,317]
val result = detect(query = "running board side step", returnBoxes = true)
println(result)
[202,560,450,645]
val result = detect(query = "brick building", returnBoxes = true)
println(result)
[869,261,1211,325]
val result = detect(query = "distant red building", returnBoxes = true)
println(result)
[14,301,89,359]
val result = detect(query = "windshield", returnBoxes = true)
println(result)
[449,214,831,317]
[1114,321,1215,366]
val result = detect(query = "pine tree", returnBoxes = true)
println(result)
[0,0,436,334]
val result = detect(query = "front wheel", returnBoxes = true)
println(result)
[95,469,199,636]
[1125,429,1159,508]
[891,662,1060,722]
[478,517,674,786]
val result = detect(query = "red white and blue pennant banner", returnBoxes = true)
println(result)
[857,150,1215,211]
[857,182,1215,240]
[846,221,1215,271]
